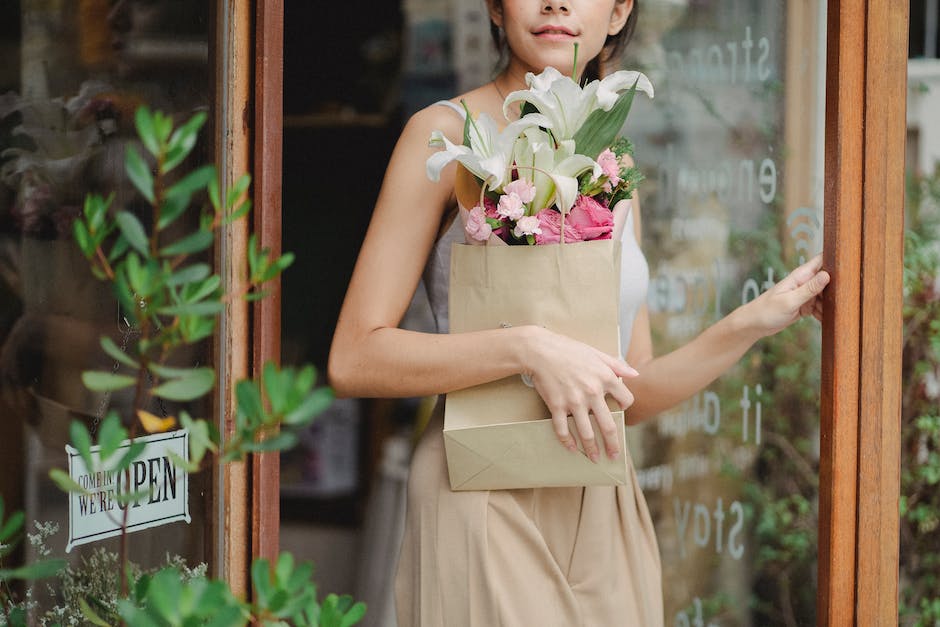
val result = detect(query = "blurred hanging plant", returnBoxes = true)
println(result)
[0,106,364,626]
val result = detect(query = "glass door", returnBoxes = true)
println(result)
[620,2,827,624]
[0,0,224,616]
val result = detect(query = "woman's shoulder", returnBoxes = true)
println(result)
[403,82,497,143]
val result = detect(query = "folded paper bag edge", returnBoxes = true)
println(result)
[442,414,629,491]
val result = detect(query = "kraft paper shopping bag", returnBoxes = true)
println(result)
[443,238,629,490]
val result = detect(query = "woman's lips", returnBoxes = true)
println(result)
[533,26,577,41]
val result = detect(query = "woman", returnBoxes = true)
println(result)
[328,1,829,624]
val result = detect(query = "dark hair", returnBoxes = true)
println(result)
[488,1,639,82]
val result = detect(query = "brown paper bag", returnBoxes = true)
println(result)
[444,238,629,490]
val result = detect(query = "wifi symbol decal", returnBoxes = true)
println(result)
[787,207,821,264]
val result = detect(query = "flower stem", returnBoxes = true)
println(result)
[572,43,580,82]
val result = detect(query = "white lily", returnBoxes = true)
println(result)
[426,108,551,191]
[502,67,654,142]
[513,127,601,214]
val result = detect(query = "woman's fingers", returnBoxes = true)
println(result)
[551,410,578,453]
[571,407,600,463]
[591,397,621,460]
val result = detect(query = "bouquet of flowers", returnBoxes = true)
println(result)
[428,62,656,491]
[426,64,654,245]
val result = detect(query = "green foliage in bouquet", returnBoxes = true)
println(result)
[0,107,364,626]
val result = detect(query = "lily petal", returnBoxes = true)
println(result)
[596,70,655,109]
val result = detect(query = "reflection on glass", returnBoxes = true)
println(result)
[0,0,212,617]
[621,1,825,624]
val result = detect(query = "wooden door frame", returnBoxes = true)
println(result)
[214,0,283,595]
[220,0,910,619]
[819,0,906,624]
[251,0,284,567]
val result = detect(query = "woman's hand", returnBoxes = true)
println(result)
[748,254,830,336]
[521,326,638,463]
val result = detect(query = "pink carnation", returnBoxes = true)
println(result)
[567,194,613,241]
[465,205,492,241]
[497,192,525,221]
[513,215,542,238]
[504,179,537,204]
[533,208,583,245]
[597,148,622,188]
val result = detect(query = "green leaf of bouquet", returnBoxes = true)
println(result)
[125,145,156,204]
[49,468,88,495]
[82,371,137,392]
[152,368,215,401]
[160,229,214,256]
[166,263,211,287]
[572,79,639,161]
[157,301,224,317]
[135,106,160,158]
[283,388,334,427]
[69,419,95,469]
[0,559,66,582]
[163,111,208,173]
[101,336,139,369]
[0,509,24,543]
[116,211,151,258]
[461,99,472,147]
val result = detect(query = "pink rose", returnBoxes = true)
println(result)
[567,194,613,241]
[534,208,583,245]
[465,205,492,241]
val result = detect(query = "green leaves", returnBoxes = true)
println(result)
[116,211,151,257]
[0,496,66,582]
[250,553,365,626]
[119,567,248,627]
[125,145,155,204]
[59,104,363,627]
[248,233,295,289]
[151,366,215,401]
[572,78,640,162]
[225,362,333,462]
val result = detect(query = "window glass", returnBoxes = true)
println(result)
[620,2,826,624]
[0,0,214,612]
